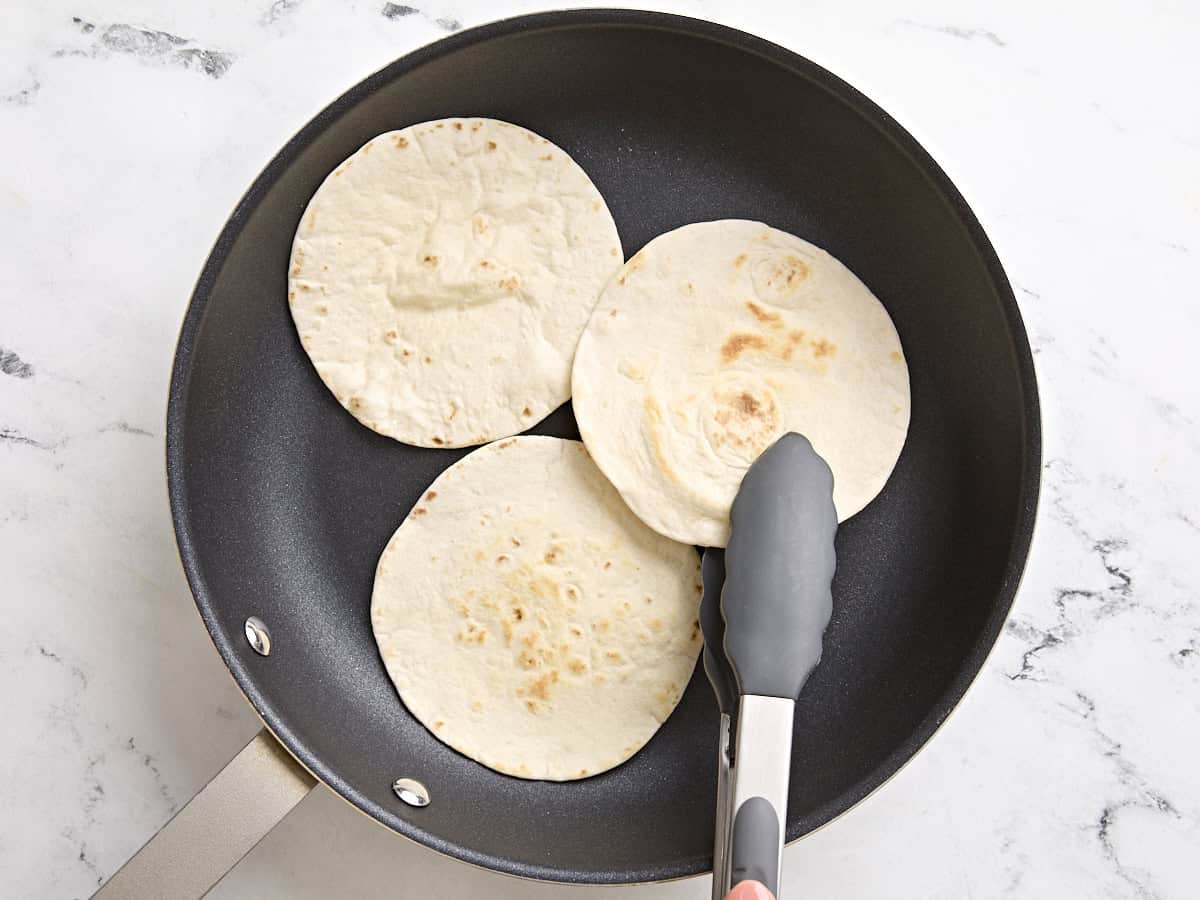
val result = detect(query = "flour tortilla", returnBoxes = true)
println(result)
[371,436,703,780]
[572,220,910,547]
[289,119,623,448]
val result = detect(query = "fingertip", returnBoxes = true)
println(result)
[725,879,776,900]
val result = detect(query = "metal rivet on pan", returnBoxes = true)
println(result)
[392,777,430,807]
[244,617,272,656]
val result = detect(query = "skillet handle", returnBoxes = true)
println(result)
[92,729,316,900]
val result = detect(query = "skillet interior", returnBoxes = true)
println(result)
[167,10,1039,883]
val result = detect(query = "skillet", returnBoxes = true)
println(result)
[103,8,1040,895]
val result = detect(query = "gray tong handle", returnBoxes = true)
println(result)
[701,549,738,899]
[711,712,734,900]
[721,433,839,897]
[729,696,794,896]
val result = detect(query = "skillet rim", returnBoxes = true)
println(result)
[165,7,1042,883]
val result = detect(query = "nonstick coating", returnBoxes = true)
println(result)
[167,10,1039,884]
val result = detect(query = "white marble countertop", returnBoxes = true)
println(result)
[2,1,1197,897]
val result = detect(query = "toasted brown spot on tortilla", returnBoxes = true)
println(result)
[431,436,444,445]
[471,700,483,712]
[518,649,539,669]
[486,140,497,151]
[610,247,619,257]
[539,153,552,161]
[287,291,295,304]
[499,438,516,448]
[605,650,624,662]
[361,141,373,154]
[521,406,532,417]
[774,255,810,287]
[526,669,559,700]
[385,330,398,340]
[348,396,362,410]
[544,545,561,563]
[498,276,519,291]
[811,338,836,358]
[394,135,409,148]
[524,699,540,713]
[890,350,903,363]
[436,122,444,129]
[412,507,427,516]
[735,392,760,416]
[496,554,510,564]
[604,561,612,570]
[513,606,525,621]
[424,355,433,364]
[567,658,587,675]
[471,122,481,132]
[479,259,492,268]
[643,395,682,483]
[609,308,618,318]
[746,300,782,325]
[422,255,438,268]
[453,122,463,131]
[721,333,770,362]
[734,253,748,268]
[434,719,444,730]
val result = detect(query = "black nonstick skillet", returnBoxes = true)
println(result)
[95,9,1039,897]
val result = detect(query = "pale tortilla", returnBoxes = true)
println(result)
[289,118,623,448]
[572,220,910,547]
[371,436,703,780]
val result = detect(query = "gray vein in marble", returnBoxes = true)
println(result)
[1003,461,1141,682]
[0,427,54,450]
[893,19,1007,46]
[381,3,461,31]
[1170,639,1197,668]
[98,420,153,437]
[2,420,151,451]
[1,347,35,378]
[381,2,419,17]
[262,0,304,25]
[1068,689,1182,899]
[59,18,235,79]
[125,736,178,814]
[35,643,90,750]
[1,78,41,107]
[67,828,105,888]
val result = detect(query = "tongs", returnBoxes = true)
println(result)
[701,433,838,899]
